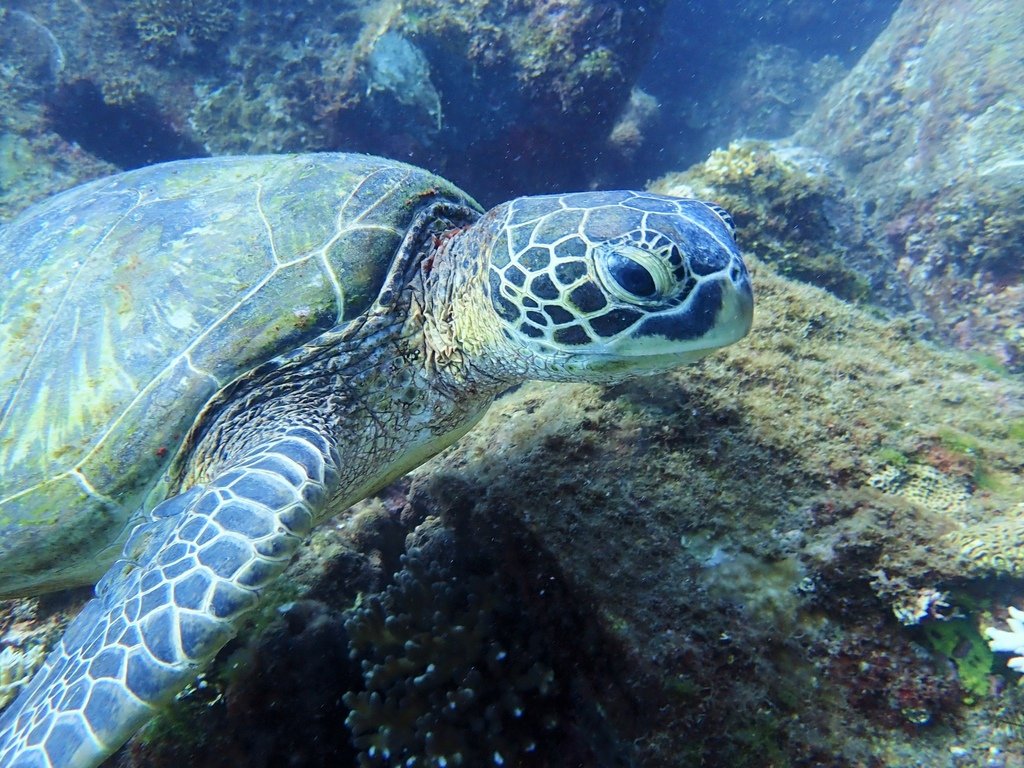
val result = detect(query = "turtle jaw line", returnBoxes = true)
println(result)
[521,343,719,383]
[583,349,715,378]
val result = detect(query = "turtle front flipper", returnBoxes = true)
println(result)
[0,427,339,768]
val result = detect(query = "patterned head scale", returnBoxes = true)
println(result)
[486,191,753,373]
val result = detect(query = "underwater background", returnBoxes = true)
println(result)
[0,0,1022,766]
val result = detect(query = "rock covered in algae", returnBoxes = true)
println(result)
[406,264,1024,765]
[795,0,1024,370]
[0,0,666,209]
[0,8,113,221]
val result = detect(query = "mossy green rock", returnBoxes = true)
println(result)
[797,0,1024,369]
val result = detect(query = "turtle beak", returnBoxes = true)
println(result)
[719,261,754,343]
[615,259,753,361]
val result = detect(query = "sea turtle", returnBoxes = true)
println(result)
[0,153,752,768]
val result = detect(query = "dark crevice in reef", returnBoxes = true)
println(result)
[48,80,208,170]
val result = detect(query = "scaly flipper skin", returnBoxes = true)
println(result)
[0,427,338,768]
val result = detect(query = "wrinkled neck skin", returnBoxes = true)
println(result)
[416,209,529,391]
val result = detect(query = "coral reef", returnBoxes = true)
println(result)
[632,0,899,174]
[0,0,667,207]
[797,0,1024,370]
[0,3,1022,765]
[344,521,568,767]
[120,0,239,56]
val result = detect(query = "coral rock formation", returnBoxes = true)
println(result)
[797,0,1024,370]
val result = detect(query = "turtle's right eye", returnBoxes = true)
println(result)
[595,244,674,306]
[605,251,658,300]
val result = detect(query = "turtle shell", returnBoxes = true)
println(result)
[0,153,479,596]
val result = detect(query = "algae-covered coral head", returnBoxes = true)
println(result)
[0,154,750,768]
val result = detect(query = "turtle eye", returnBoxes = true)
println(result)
[595,244,674,305]
[606,251,657,299]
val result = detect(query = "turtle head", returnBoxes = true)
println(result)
[459,191,753,382]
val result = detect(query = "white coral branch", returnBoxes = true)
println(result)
[986,605,1024,673]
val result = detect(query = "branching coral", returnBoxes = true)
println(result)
[987,606,1024,672]
[343,524,562,767]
